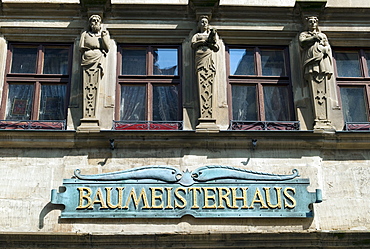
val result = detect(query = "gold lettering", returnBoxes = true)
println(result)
[174,187,187,209]
[188,187,201,209]
[283,187,296,209]
[264,187,282,209]
[91,188,108,209]
[106,187,124,209]
[203,187,217,209]
[76,187,93,209]
[123,187,150,209]
[150,187,164,209]
[250,187,268,209]
[217,187,232,209]
[165,187,173,209]
[231,187,248,208]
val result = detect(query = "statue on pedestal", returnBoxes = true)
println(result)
[299,16,334,130]
[191,15,220,132]
[78,14,110,132]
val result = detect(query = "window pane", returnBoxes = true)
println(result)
[120,85,146,120]
[264,86,291,121]
[11,47,37,74]
[43,48,69,74]
[229,49,254,75]
[39,85,66,120]
[122,48,146,75]
[153,48,178,75]
[365,51,370,77]
[340,87,368,122]
[335,52,361,77]
[6,84,34,120]
[260,50,286,76]
[153,85,179,121]
[232,85,257,120]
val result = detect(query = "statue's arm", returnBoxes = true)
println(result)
[208,30,219,52]
[101,30,110,53]
[299,32,317,48]
[79,31,88,53]
[191,34,205,49]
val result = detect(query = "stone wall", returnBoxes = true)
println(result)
[0,1,370,248]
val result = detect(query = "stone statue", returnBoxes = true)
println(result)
[299,16,334,130]
[79,14,110,130]
[191,15,219,132]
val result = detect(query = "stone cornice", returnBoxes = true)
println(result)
[1,130,370,150]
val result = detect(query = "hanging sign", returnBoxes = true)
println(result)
[51,165,322,218]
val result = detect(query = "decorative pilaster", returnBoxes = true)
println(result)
[191,10,220,133]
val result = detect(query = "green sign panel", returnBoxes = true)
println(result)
[51,166,322,218]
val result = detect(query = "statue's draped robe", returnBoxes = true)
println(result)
[79,31,108,119]
[299,31,334,124]
[193,32,216,119]
[300,31,332,83]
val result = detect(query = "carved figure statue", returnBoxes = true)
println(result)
[191,15,219,122]
[79,15,110,119]
[299,16,334,129]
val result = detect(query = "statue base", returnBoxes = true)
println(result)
[313,120,335,133]
[77,118,100,133]
[196,118,219,133]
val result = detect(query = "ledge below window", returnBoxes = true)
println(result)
[345,122,370,131]
[229,121,300,131]
[113,121,183,130]
[0,120,66,130]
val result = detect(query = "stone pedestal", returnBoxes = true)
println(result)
[77,118,100,133]
[313,120,335,133]
[196,118,219,133]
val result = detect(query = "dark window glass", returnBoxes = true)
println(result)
[264,86,291,121]
[260,49,286,76]
[117,45,181,127]
[120,85,146,121]
[43,48,69,74]
[365,51,370,77]
[153,85,179,121]
[232,85,257,120]
[228,46,293,124]
[153,48,178,75]
[122,48,147,75]
[335,52,361,77]
[229,49,254,75]
[334,49,370,125]
[340,87,368,122]
[39,85,66,120]
[11,47,37,74]
[6,84,34,120]
[2,43,71,124]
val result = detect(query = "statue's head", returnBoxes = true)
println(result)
[89,15,102,33]
[198,15,210,32]
[306,16,319,32]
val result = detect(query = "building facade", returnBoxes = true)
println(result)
[1,0,370,248]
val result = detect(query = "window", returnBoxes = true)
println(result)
[227,46,297,130]
[333,49,370,130]
[0,44,72,130]
[114,45,182,130]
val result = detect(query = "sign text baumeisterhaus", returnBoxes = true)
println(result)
[51,165,322,218]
